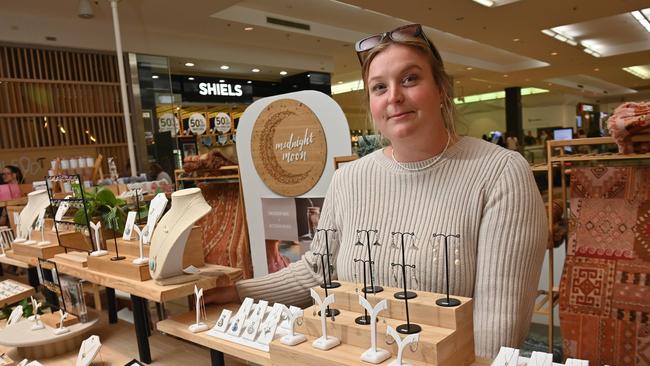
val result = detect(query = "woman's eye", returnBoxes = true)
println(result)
[371,83,386,94]
[403,74,418,85]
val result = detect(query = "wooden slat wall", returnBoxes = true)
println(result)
[0,44,127,156]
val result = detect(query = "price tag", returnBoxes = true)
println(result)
[213,112,232,134]
[188,113,207,135]
[158,113,179,135]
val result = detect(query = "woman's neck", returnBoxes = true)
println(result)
[388,130,456,162]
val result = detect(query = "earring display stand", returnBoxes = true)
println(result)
[312,251,340,318]
[315,228,340,289]
[385,325,419,366]
[358,297,390,364]
[271,280,475,366]
[356,229,383,294]
[309,288,340,351]
[390,232,420,335]
[131,226,148,265]
[352,255,374,325]
[52,310,70,335]
[432,233,461,307]
[14,190,50,244]
[35,210,50,247]
[88,222,108,257]
[188,285,209,333]
[279,306,306,346]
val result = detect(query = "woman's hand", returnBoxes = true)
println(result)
[203,285,241,305]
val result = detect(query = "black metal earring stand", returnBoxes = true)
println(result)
[313,251,340,318]
[356,229,383,294]
[315,228,340,289]
[390,231,421,334]
[134,188,142,226]
[353,257,372,325]
[110,217,125,261]
[432,233,461,307]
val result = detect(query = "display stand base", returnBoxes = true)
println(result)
[30,323,44,331]
[362,286,383,294]
[153,273,199,286]
[53,327,70,335]
[36,241,51,247]
[89,250,108,257]
[396,323,421,334]
[394,291,417,300]
[312,336,340,350]
[188,322,209,333]
[13,239,26,244]
[388,359,413,366]
[320,282,341,289]
[280,333,307,346]
[132,257,148,265]
[23,240,37,245]
[435,297,461,307]
[361,348,390,364]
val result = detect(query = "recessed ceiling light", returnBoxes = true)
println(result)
[252,68,260,73]
[219,79,225,83]
[220,65,230,70]
[472,0,494,7]
[188,77,194,80]
[593,68,600,72]
[465,67,473,71]
[622,65,650,79]
[631,10,650,33]
[247,80,252,84]
[455,80,461,83]
[525,78,530,82]
[280,71,288,75]
[185,62,195,67]
[551,52,558,56]
[244,27,254,31]
[503,74,509,78]
[547,82,553,86]
[152,75,159,79]
[337,81,343,84]
[512,38,520,42]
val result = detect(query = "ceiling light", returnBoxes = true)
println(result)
[512,38,520,42]
[220,65,230,70]
[77,0,94,19]
[280,71,288,75]
[503,74,509,78]
[631,10,650,33]
[59,125,66,134]
[541,29,555,37]
[219,79,225,83]
[472,0,495,7]
[465,67,473,71]
[541,28,579,48]
[622,65,650,79]
[188,77,194,81]
[185,62,195,67]
[251,68,260,73]
[583,47,601,57]
[244,27,254,31]
[247,80,252,84]
[551,52,558,56]
[152,75,159,79]
[593,68,599,72]
[337,81,343,84]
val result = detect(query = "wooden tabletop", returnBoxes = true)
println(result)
[49,259,241,302]
[157,304,272,366]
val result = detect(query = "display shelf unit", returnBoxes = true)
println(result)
[540,135,650,353]
[174,166,240,189]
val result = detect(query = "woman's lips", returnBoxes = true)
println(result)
[388,111,414,120]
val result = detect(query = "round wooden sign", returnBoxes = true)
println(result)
[251,99,327,197]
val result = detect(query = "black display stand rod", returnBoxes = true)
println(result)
[312,251,340,318]
[315,228,340,289]
[110,216,126,261]
[390,231,421,334]
[356,229,383,294]
[432,233,461,307]
[134,188,142,225]
[352,257,372,325]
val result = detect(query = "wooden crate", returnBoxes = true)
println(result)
[86,254,151,281]
[106,225,205,268]
[40,312,79,328]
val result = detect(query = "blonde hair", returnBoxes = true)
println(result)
[360,38,457,137]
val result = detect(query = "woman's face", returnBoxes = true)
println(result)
[367,44,444,144]
[2,168,16,183]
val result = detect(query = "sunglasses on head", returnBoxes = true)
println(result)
[355,24,442,65]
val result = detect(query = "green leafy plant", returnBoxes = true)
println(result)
[0,298,48,320]
[73,187,127,233]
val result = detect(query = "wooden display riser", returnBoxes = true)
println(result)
[106,225,205,268]
[0,280,35,307]
[0,353,14,366]
[86,254,150,281]
[296,306,474,366]
[5,250,39,267]
[314,282,472,330]
[11,242,64,259]
[270,334,430,366]
[40,312,79,329]
[52,251,88,268]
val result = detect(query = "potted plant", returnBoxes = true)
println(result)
[72,186,127,247]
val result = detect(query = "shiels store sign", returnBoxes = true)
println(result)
[176,75,253,103]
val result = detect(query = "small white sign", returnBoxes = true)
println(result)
[158,113,179,135]
[122,211,137,241]
[189,113,207,135]
[214,112,232,134]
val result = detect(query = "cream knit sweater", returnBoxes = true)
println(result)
[236,136,548,358]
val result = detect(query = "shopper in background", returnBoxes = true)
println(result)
[506,132,519,151]
[207,23,547,359]
[148,163,172,184]
[2,165,24,185]
[0,165,24,226]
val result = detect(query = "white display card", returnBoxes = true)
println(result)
[214,309,232,333]
[142,193,168,243]
[122,211,137,241]
[53,195,72,231]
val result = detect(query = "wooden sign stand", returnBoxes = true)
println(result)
[269,281,476,366]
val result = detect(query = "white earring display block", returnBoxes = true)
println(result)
[75,335,102,366]
[359,297,390,364]
[310,288,340,351]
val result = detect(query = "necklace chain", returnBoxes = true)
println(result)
[391,131,451,172]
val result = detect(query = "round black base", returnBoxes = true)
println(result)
[110,256,126,261]
[318,308,341,318]
[397,323,421,334]
[355,315,371,325]
[362,285,384,294]
[320,281,341,289]
[435,297,461,307]
[394,291,417,300]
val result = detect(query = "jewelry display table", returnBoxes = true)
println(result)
[0,312,99,359]
[0,279,34,307]
[50,257,242,364]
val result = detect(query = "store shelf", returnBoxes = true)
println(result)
[550,152,650,163]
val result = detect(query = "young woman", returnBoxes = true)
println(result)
[0,165,24,226]
[210,24,547,358]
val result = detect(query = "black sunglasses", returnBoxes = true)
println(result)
[354,24,442,65]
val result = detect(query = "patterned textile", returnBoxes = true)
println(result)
[198,182,253,279]
[560,166,650,365]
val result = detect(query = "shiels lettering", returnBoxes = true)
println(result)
[198,82,243,97]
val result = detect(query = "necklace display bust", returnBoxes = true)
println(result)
[148,188,211,285]
[15,190,49,242]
